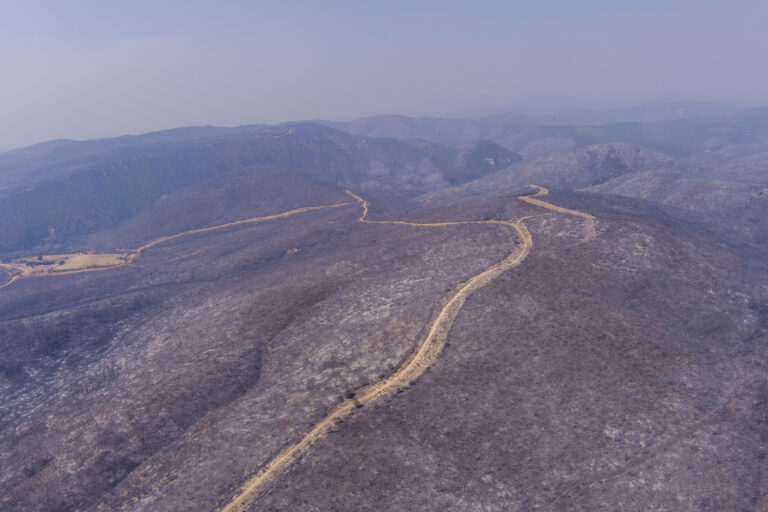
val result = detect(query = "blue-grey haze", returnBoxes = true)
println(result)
[1,0,766,150]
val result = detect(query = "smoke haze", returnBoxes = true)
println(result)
[1,0,766,149]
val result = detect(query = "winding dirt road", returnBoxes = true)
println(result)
[219,185,595,512]
[0,274,19,290]
[1,182,595,508]
[132,201,355,254]
[0,199,355,290]
[519,185,594,219]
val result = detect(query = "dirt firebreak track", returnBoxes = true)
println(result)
[219,185,596,511]
[0,200,356,290]
[0,185,594,509]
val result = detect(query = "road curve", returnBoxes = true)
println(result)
[0,199,355,291]
[133,201,356,254]
[219,185,594,512]
[0,274,20,290]
[519,185,594,219]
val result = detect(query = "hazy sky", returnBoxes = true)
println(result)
[1,0,767,149]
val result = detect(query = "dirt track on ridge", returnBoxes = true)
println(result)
[0,200,355,290]
[0,183,596,510]
[219,185,595,511]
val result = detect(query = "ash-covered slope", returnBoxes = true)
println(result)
[0,126,244,190]
[75,166,356,252]
[587,170,768,244]
[3,106,768,511]
[8,106,766,255]
[1,162,767,511]
[423,142,677,205]
[0,167,524,511]
[582,132,768,245]
[255,192,768,512]
[0,123,436,253]
[0,124,520,255]
[424,132,768,246]
[412,139,522,185]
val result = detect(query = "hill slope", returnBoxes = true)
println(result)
[587,170,768,244]
[423,142,677,205]
[2,111,768,511]
[1,166,767,511]
[0,125,517,254]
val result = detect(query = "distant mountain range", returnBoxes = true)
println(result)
[400,97,743,122]
[323,107,768,157]
[2,107,767,254]
[0,124,519,253]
